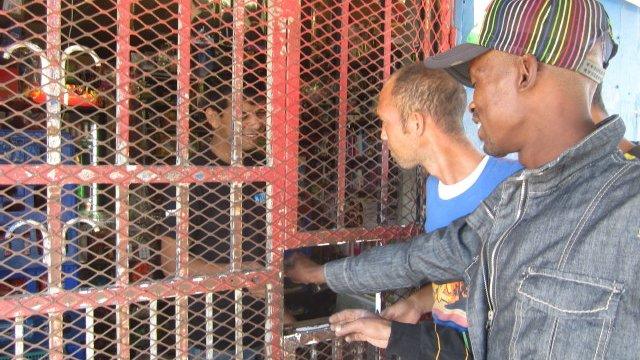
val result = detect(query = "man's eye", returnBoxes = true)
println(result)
[255,109,266,118]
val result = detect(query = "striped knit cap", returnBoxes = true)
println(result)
[425,0,617,87]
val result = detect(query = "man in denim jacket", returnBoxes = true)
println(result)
[288,1,640,359]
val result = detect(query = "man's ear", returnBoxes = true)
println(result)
[517,54,539,91]
[205,107,222,129]
[406,112,425,136]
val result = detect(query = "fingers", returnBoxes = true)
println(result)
[332,318,366,337]
[329,309,373,325]
[283,253,302,273]
[330,315,392,349]
[247,287,266,298]
[205,107,220,129]
[344,333,369,343]
[283,309,296,326]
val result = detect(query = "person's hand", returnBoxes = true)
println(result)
[159,236,177,276]
[381,286,433,324]
[283,309,296,326]
[381,296,423,324]
[329,309,391,349]
[284,253,325,284]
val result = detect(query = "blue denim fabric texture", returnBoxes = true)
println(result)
[324,116,640,359]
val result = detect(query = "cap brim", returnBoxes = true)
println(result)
[423,44,490,87]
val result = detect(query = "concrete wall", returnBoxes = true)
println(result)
[600,0,640,140]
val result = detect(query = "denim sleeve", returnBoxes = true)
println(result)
[324,216,483,294]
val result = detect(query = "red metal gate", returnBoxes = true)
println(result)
[0,0,453,358]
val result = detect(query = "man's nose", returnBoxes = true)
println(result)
[468,101,476,115]
[244,116,264,131]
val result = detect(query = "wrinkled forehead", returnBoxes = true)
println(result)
[469,52,492,79]
[469,50,514,80]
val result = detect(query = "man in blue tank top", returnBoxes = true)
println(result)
[287,63,521,359]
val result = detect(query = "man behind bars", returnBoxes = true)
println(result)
[288,63,522,359]
[152,87,292,359]
[287,0,640,359]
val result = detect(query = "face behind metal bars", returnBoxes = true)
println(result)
[0,0,451,358]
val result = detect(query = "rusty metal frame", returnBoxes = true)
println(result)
[0,0,455,358]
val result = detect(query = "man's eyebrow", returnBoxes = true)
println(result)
[470,61,486,75]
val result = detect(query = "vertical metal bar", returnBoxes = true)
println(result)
[231,0,246,358]
[438,0,453,52]
[231,0,246,267]
[85,308,95,360]
[337,0,350,229]
[332,338,342,359]
[44,1,64,358]
[115,0,132,164]
[90,122,99,217]
[175,0,192,358]
[265,0,296,356]
[176,0,192,165]
[421,0,433,56]
[205,293,214,359]
[15,317,24,360]
[283,340,297,360]
[281,0,301,242]
[149,301,158,359]
[380,0,392,225]
[115,215,131,360]
[174,185,189,360]
[114,0,133,355]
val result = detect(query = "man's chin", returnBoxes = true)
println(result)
[482,144,508,158]
[394,160,416,170]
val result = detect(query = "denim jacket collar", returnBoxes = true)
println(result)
[519,115,625,190]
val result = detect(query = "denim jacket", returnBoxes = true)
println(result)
[324,116,640,359]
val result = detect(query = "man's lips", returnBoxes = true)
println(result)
[472,116,482,131]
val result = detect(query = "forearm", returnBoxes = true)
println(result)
[324,219,480,294]
[160,236,261,276]
[408,285,435,314]
[187,259,228,276]
[324,241,419,294]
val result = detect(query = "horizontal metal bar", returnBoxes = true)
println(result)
[0,165,277,185]
[0,270,275,318]
[288,225,420,248]
[284,318,335,356]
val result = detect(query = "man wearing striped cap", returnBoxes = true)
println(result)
[323,0,640,359]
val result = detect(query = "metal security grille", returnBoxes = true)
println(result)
[0,0,453,359]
